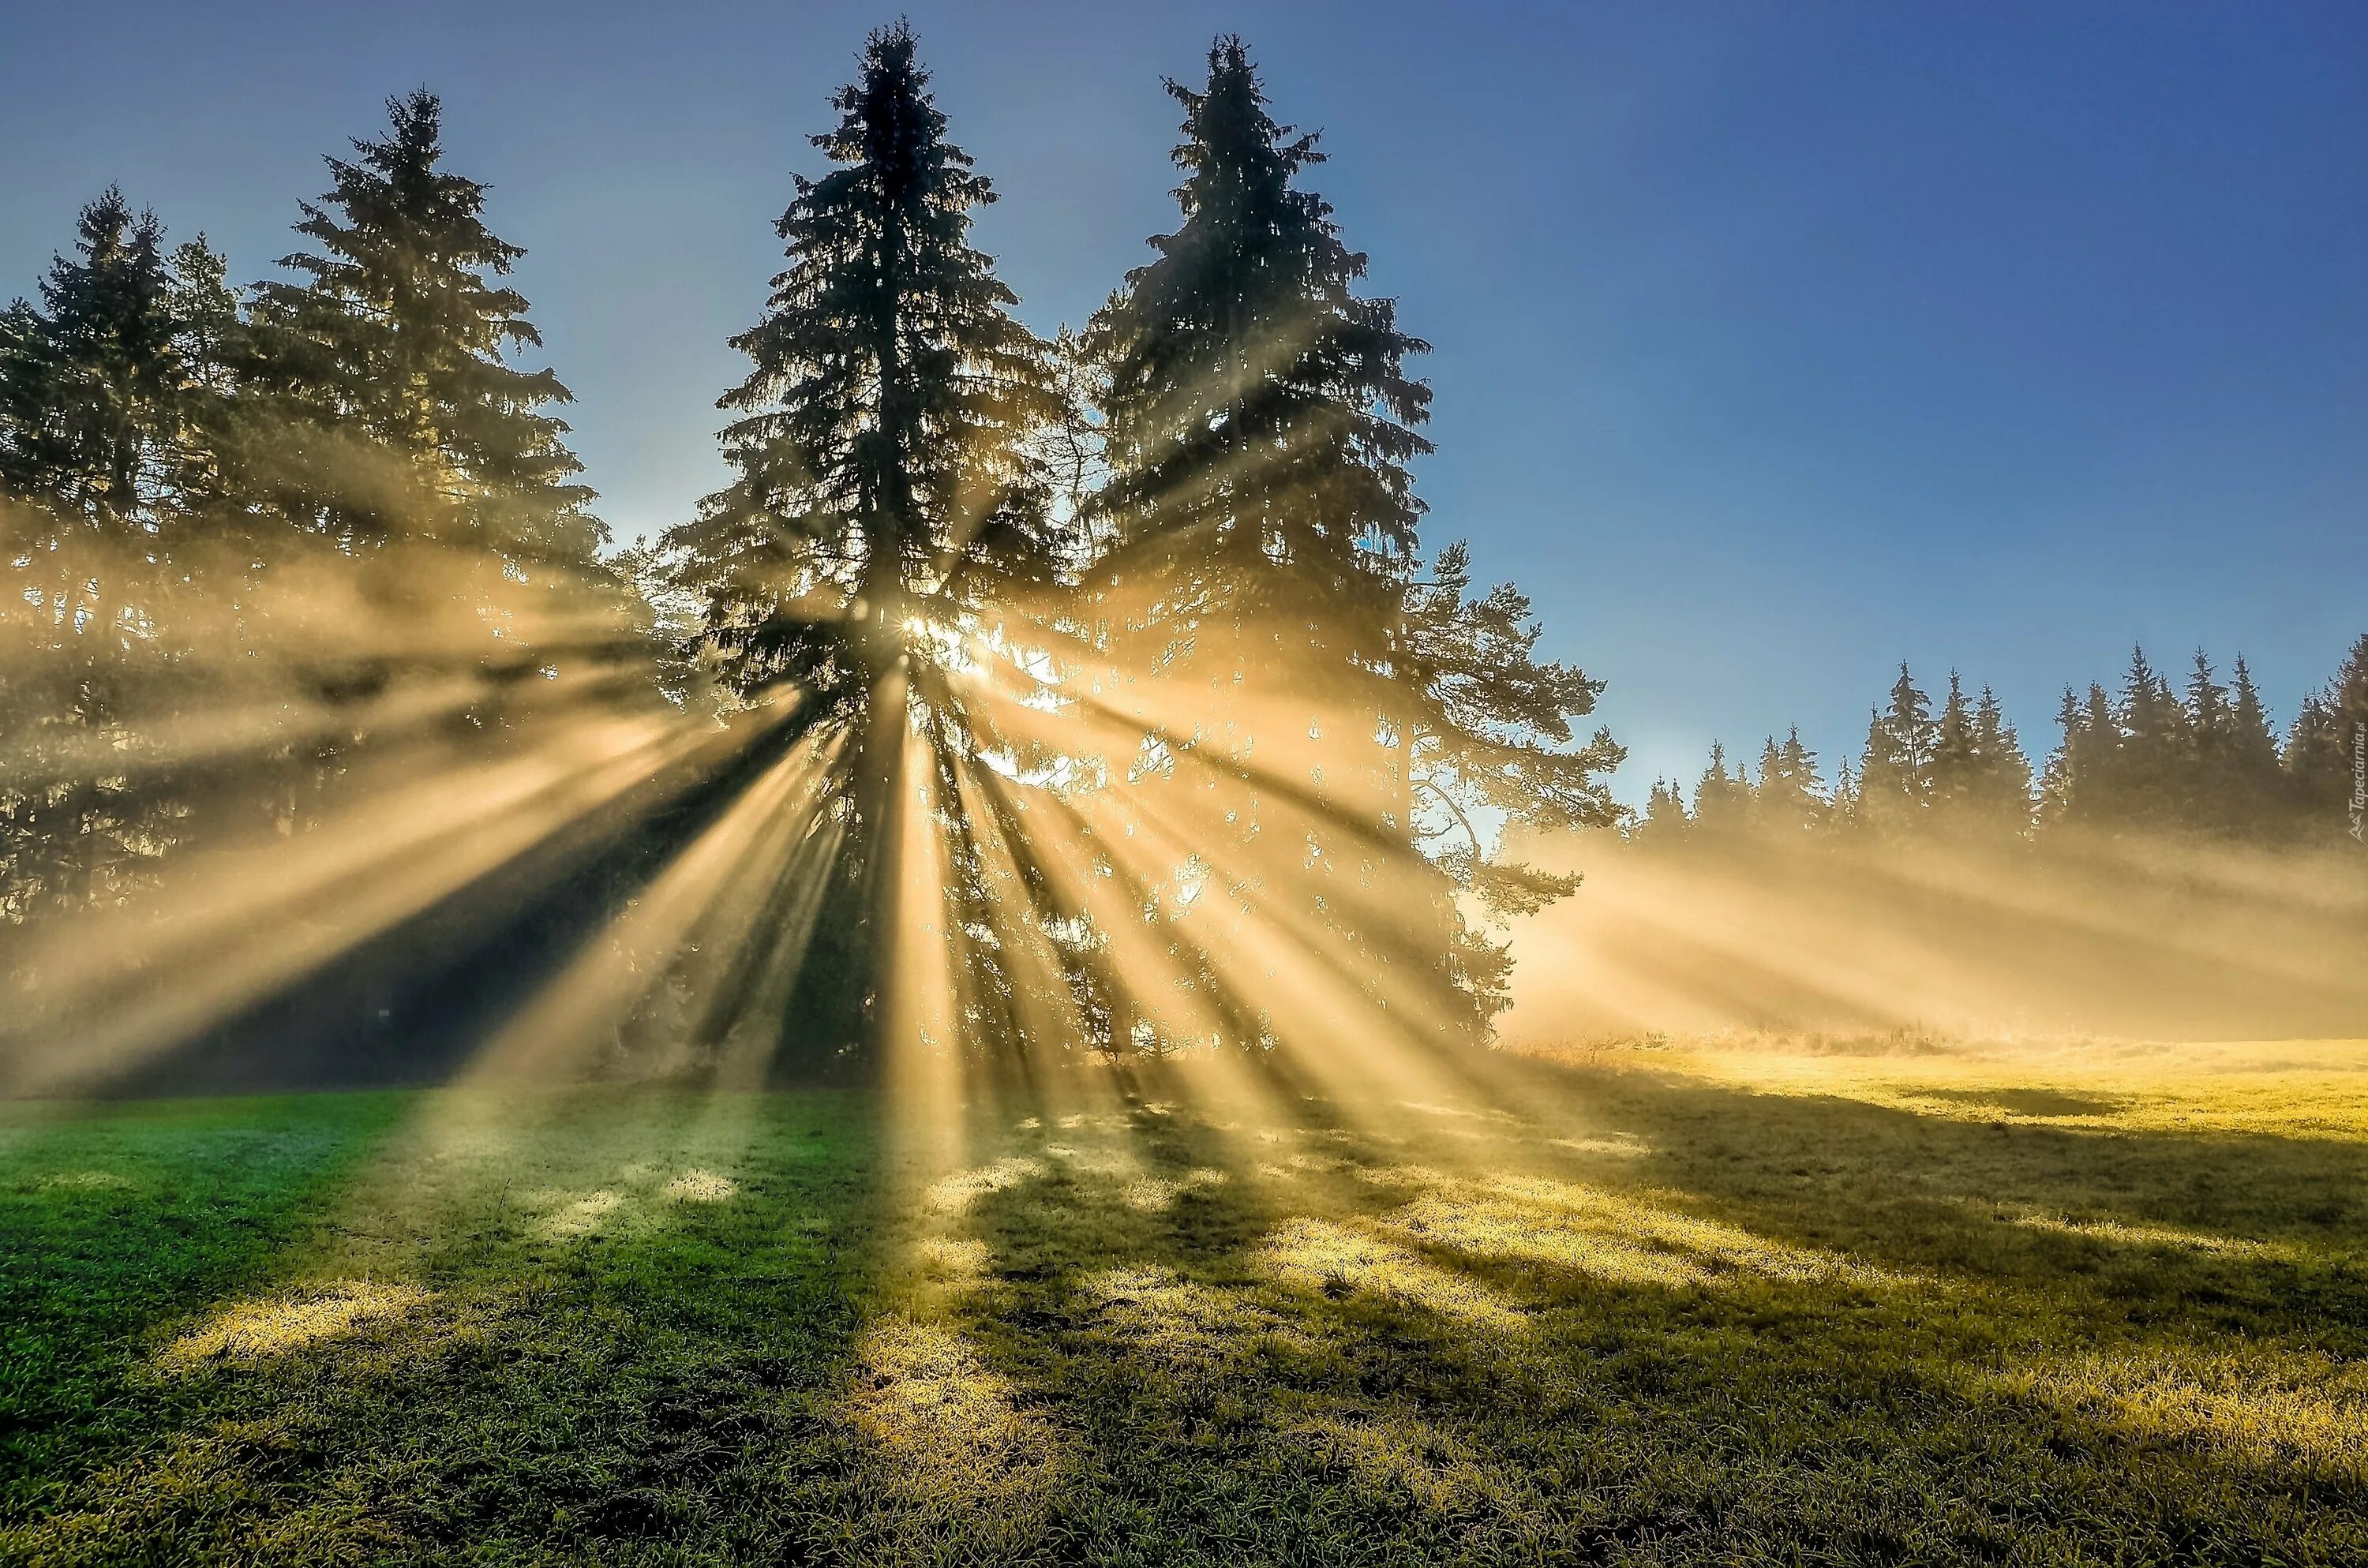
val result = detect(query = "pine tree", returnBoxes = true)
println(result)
[2283,634,2368,844]
[1857,664,1935,837]
[0,190,197,919]
[2226,653,2284,836]
[1397,541,1621,1024]
[251,92,606,687]
[2109,645,2185,829]
[1969,684,2033,836]
[1088,36,1553,1049]
[664,24,1067,1065]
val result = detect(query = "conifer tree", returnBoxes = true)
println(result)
[1927,671,1978,827]
[1692,741,1749,836]
[252,92,606,682]
[1828,755,1862,834]
[665,24,1066,1064]
[1856,664,1935,837]
[1086,37,1613,1046]
[1750,727,1825,838]
[2181,649,2237,833]
[0,190,198,918]
[1639,777,1691,845]
[1969,684,2033,836]
[2284,634,2368,843]
[2108,645,2184,829]
[2041,683,2115,829]
[2226,653,2285,835]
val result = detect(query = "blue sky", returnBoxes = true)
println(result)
[5,1,2362,800]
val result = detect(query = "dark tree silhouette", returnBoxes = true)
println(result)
[663,24,1067,1067]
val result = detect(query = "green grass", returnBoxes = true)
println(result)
[4,1042,2366,1565]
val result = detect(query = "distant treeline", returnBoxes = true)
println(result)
[1637,644,2368,848]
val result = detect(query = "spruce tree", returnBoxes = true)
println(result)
[664,24,1066,1065]
[2041,682,2115,830]
[1857,664,1936,838]
[2109,645,2184,829]
[252,92,605,685]
[1086,36,1535,1050]
[2226,653,2284,836]
[1927,671,1977,829]
[1692,741,1749,836]
[1749,727,1825,839]
[1969,684,2033,836]
[1639,777,1692,845]
[2181,649,2236,832]
[2283,634,2368,843]
[0,190,196,918]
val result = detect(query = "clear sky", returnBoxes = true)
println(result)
[5,1,2362,801]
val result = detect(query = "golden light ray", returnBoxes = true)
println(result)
[0,705,786,1097]
[457,714,838,1087]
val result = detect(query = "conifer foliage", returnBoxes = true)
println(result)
[1083,37,1616,1046]
[663,24,1067,1065]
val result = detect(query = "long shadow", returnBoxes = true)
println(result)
[96,705,817,1099]
[885,1062,2368,1561]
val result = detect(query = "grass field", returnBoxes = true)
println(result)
[5,1038,2366,1565]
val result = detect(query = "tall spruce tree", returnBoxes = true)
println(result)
[1692,741,1749,836]
[1969,684,2033,836]
[252,92,605,687]
[2041,682,2115,829]
[1639,777,1692,844]
[1751,727,1826,838]
[1857,664,1936,837]
[2226,653,2285,836]
[1927,671,1978,829]
[0,191,200,919]
[664,24,1066,1065]
[1085,35,1433,1048]
[2108,645,2185,829]
[1086,36,1612,1046]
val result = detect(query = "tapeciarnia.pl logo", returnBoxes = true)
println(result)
[2351,721,2365,844]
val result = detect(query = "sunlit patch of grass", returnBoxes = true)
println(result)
[1261,1215,1527,1330]
[1123,1166,1227,1211]
[158,1280,433,1369]
[2009,1211,2286,1257]
[1997,1347,2368,1481]
[1287,1412,1499,1513]
[33,1169,137,1192]
[846,1315,1061,1500]
[924,1154,1047,1214]
[1546,1134,1649,1157]
[534,1187,625,1239]
[1601,1032,2368,1140]
[661,1169,737,1203]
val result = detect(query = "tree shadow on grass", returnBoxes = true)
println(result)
[890,1060,2368,1563]
[9,1061,2367,1565]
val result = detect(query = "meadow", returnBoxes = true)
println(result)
[4,1036,2366,1566]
